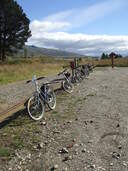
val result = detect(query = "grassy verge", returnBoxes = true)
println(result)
[93,58,128,67]
[0,57,69,85]
[1,57,128,85]
[0,91,74,162]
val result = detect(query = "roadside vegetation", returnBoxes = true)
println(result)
[0,57,70,85]
[0,56,128,85]
[94,58,128,67]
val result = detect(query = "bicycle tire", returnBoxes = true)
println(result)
[27,95,45,121]
[62,80,73,93]
[47,89,56,110]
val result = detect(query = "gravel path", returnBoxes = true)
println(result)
[0,67,128,171]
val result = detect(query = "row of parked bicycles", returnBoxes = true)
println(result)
[26,63,94,121]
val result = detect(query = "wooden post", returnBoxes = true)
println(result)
[109,52,115,69]
[70,61,75,81]
[112,55,114,68]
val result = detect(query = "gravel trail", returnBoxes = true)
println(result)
[0,67,128,171]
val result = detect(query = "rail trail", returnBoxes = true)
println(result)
[0,67,128,171]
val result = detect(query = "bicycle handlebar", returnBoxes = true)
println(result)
[26,76,45,84]
[37,76,45,81]
[26,80,31,84]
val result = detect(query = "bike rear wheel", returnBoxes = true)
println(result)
[75,71,83,82]
[27,95,45,121]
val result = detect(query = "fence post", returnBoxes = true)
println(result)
[109,52,115,69]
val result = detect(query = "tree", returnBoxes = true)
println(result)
[101,53,108,59]
[0,0,31,61]
[24,47,28,58]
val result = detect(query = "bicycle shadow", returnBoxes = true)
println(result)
[0,87,64,129]
[0,108,28,129]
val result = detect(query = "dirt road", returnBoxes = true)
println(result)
[0,67,128,171]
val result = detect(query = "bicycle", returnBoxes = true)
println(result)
[58,69,74,93]
[53,69,73,93]
[81,64,90,77]
[26,75,56,121]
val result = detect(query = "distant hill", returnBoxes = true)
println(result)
[16,45,85,58]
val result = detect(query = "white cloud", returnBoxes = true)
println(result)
[28,32,128,56]
[27,0,128,56]
[30,20,71,33]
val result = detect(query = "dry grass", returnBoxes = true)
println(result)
[93,58,128,67]
[0,57,69,85]
[0,57,128,85]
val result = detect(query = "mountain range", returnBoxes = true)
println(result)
[17,45,85,58]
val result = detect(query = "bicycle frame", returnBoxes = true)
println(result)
[32,76,51,105]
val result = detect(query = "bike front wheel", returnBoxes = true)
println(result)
[62,80,73,93]
[47,90,56,110]
[27,95,45,121]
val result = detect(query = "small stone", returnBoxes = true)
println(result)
[68,155,73,160]
[38,153,42,157]
[82,148,86,153]
[90,120,93,124]
[116,124,120,128]
[74,144,79,147]
[118,146,122,150]
[27,153,31,159]
[84,121,87,125]
[112,152,121,159]
[43,121,47,125]
[110,163,113,166]
[59,147,69,154]
[90,164,95,169]
[63,156,72,162]
[72,138,76,142]
[53,130,60,134]
[53,164,59,170]
[62,167,68,171]
[67,120,72,124]
[80,143,84,146]
[83,167,87,171]
[44,141,48,145]
[123,161,127,167]
[88,140,93,143]
[74,151,78,155]
[17,165,21,170]
[3,133,7,136]
[66,143,74,149]
[37,143,44,149]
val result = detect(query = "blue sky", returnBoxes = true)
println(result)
[17,0,128,56]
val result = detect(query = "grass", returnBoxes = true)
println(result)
[0,148,12,158]
[0,111,42,160]
[0,56,128,85]
[0,57,70,85]
[92,58,128,67]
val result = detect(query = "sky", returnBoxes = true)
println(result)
[17,0,128,56]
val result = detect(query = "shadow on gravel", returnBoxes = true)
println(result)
[0,87,64,130]
[0,109,28,129]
